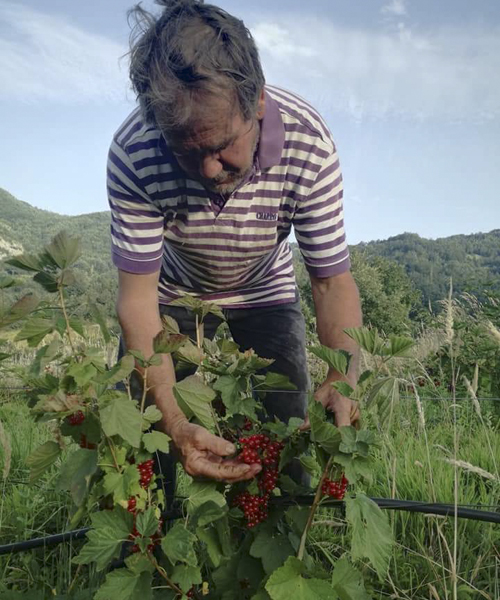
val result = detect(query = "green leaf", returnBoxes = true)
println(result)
[333,453,372,485]
[250,530,295,575]
[384,334,415,358]
[74,507,133,572]
[0,275,16,289]
[57,448,98,506]
[25,440,61,482]
[43,231,82,269]
[299,455,320,477]
[345,494,393,580]
[344,327,385,356]
[100,393,143,448]
[171,564,202,593]
[88,302,111,344]
[94,569,152,600]
[169,296,225,320]
[213,375,258,419]
[33,270,59,293]
[142,431,170,453]
[265,557,337,600]
[366,377,400,428]
[194,501,227,527]
[309,346,351,376]
[186,480,226,513]
[331,557,372,600]
[98,354,136,386]
[197,526,223,567]
[103,464,141,504]
[0,294,39,328]
[143,405,163,424]
[15,317,54,347]
[331,381,354,398]
[309,399,342,455]
[136,507,159,537]
[161,314,180,334]
[153,330,188,354]
[30,339,61,376]
[339,427,357,453]
[173,375,216,431]
[6,253,43,272]
[175,340,204,366]
[255,372,297,391]
[67,361,98,387]
[161,522,198,567]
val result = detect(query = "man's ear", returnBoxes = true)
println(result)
[256,88,266,120]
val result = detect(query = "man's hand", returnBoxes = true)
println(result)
[169,419,262,483]
[301,380,360,430]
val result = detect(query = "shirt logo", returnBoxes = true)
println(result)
[256,211,278,221]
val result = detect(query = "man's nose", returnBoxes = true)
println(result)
[199,155,223,180]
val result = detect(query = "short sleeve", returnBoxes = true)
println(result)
[107,139,165,274]
[292,143,350,278]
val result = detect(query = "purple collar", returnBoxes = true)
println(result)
[256,89,285,170]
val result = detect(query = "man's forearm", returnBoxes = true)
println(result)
[117,299,187,435]
[310,271,363,386]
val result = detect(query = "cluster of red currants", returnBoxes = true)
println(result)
[138,459,154,489]
[233,433,284,527]
[321,474,348,499]
[67,410,85,426]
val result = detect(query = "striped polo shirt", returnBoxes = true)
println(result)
[107,85,350,308]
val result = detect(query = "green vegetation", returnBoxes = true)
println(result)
[0,231,499,599]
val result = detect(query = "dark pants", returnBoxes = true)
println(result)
[118,300,310,496]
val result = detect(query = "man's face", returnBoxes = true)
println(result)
[163,93,264,196]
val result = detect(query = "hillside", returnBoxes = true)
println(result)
[1,187,498,314]
[354,231,500,304]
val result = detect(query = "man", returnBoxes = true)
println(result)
[108,0,362,486]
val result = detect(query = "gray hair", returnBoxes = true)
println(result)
[127,0,266,130]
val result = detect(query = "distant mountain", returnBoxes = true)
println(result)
[353,231,500,304]
[1,187,498,314]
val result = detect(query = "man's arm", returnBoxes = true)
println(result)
[117,270,260,482]
[309,270,363,427]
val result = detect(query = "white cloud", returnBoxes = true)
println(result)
[0,3,130,104]
[381,0,407,17]
[251,16,500,122]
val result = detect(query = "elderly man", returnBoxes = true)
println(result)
[107,0,362,487]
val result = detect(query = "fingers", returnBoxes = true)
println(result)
[193,427,236,457]
[187,455,261,483]
[299,415,310,431]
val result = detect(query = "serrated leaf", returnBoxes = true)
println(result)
[173,375,215,431]
[67,361,98,387]
[265,557,337,600]
[0,275,16,289]
[94,569,152,600]
[98,354,136,386]
[309,399,342,455]
[197,526,223,567]
[142,430,170,453]
[5,253,43,272]
[255,371,297,391]
[161,522,198,567]
[339,427,357,453]
[250,530,295,575]
[57,448,98,506]
[344,327,385,356]
[331,381,354,398]
[367,377,400,428]
[100,393,143,448]
[15,317,54,347]
[331,557,371,600]
[33,270,59,293]
[384,334,415,358]
[299,455,319,476]
[345,494,393,580]
[103,464,141,504]
[161,313,180,334]
[26,440,61,482]
[309,346,350,376]
[175,339,204,366]
[213,375,258,419]
[333,453,372,484]
[44,231,82,269]
[143,405,163,424]
[186,480,226,513]
[153,330,188,354]
[0,294,39,328]
[169,296,225,320]
[74,507,133,572]
[88,302,111,344]
[194,501,227,527]
[136,507,159,537]
[30,339,61,376]
[171,564,202,592]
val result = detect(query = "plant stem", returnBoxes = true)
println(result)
[106,436,121,472]
[67,563,83,594]
[297,455,333,560]
[148,553,184,596]
[58,283,77,357]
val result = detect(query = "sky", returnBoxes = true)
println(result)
[0,0,499,244]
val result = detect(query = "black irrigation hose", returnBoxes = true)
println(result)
[0,497,498,557]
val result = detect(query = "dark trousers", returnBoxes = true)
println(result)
[118,300,310,497]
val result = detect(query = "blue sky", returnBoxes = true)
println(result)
[0,0,499,243]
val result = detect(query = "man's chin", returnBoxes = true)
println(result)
[205,178,242,196]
